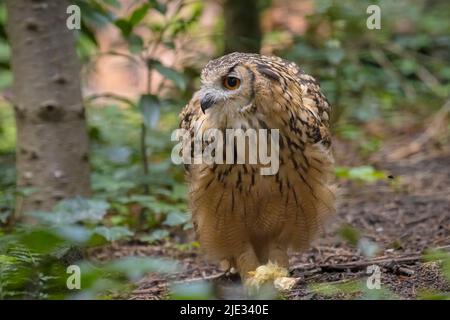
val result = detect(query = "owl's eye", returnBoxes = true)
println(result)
[223,76,241,90]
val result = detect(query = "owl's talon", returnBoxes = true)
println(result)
[244,262,294,293]
[219,259,231,272]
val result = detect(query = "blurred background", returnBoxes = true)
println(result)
[0,0,449,300]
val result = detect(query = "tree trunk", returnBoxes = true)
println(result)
[5,0,91,217]
[223,0,262,54]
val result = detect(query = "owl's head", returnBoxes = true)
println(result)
[198,53,285,126]
[199,53,257,116]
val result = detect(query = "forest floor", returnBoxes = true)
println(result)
[90,127,450,300]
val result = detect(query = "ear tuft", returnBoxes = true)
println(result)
[256,64,280,81]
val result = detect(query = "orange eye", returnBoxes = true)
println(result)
[223,76,241,90]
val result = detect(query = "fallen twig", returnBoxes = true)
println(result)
[171,272,226,285]
[388,99,450,161]
[319,255,421,271]
[290,255,422,274]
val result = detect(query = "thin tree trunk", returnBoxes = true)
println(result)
[223,0,262,54]
[5,0,91,217]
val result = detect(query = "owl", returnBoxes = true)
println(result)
[180,52,335,288]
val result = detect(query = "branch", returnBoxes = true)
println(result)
[388,99,450,160]
[290,255,422,274]
[370,48,415,100]
[84,92,136,107]
[171,272,227,285]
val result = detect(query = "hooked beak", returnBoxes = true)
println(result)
[200,94,216,114]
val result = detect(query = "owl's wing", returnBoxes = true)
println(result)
[297,73,332,130]
[262,57,329,127]
[180,92,201,132]
[257,56,332,141]
[179,92,202,172]
[279,58,332,130]
[291,70,332,150]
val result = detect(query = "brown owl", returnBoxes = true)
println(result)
[179,52,335,288]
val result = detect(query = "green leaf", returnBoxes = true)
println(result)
[163,211,190,227]
[138,94,161,129]
[357,238,379,258]
[418,291,450,300]
[29,198,110,225]
[183,222,194,231]
[147,59,186,91]
[338,224,360,246]
[106,256,180,280]
[325,47,345,65]
[0,254,17,266]
[76,0,116,26]
[54,225,92,244]
[116,194,156,206]
[114,18,132,37]
[348,166,385,182]
[0,211,10,224]
[315,0,333,13]
[335,166,385,183]
[170,281,214,300]
[105,146,131,164]
[171,184,187,201]
[127,33,144,54]
[129,3,150,26]
[424,249,450,282]
[310,279,361,297]
[163,40,176,49]
[14,187,38,197]
[139,229,169,243]
[148,0,167,14]
[104,0,121,8]
[80,20,99,47]
[19,229,65,254]
[54,198,110,223]
[93,226,134,242]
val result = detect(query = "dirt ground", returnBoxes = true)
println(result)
[90,132,450,300]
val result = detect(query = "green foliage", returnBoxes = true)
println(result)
[0,197,180,299]
[310,278,399,300]
[139,229,169,244]
[279,0,450,135]
[79,0,201,236]
[335,166,385,183]
[139,94,161,129]
[338,224,379,258]
[148,59,187,91]
[0,104,15,153]
[0,4,11,89]
[337,224,361,246]
[425,249,450,284]
[308,246,450,300]
[335,124,382,156]
[30,198,110,224]
[106,256,180,280]
[170,281,214,300]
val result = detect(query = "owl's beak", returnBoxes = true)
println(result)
[200,94,216,114]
